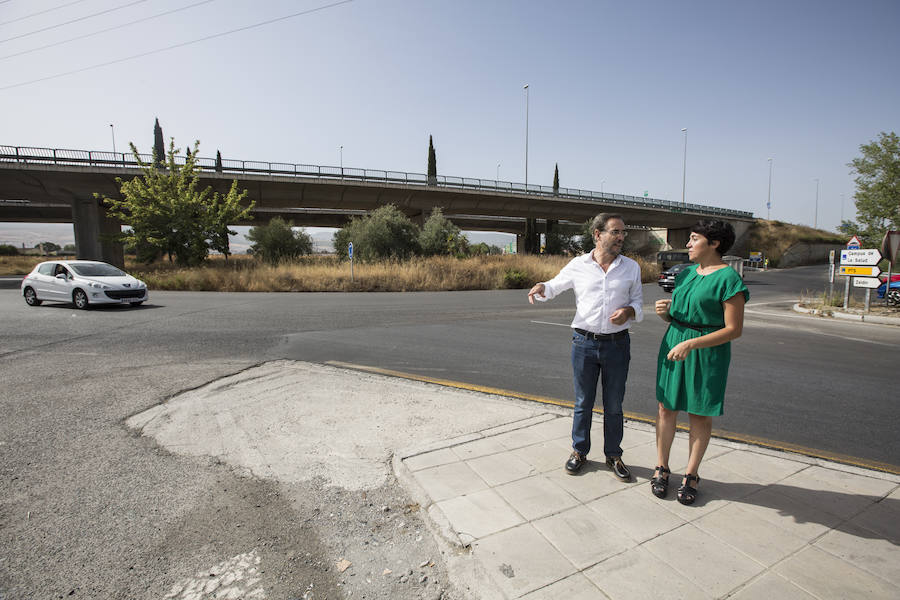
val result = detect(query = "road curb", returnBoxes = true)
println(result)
[792,303,900,325]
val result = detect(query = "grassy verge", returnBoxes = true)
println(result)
[3,253,661,292]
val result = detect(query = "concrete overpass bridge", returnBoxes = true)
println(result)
[0,145,754,265]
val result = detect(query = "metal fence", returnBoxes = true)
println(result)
[0,145,754,219]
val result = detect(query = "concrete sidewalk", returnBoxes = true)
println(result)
[396,412,900,599]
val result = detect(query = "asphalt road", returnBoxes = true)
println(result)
[2,264,896,467]
[1,265,898,596]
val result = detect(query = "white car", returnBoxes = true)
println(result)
[21,260,148,309]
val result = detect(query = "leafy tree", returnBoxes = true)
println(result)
[62,244,76,254]
[844,131,900,246]
[427,135,437,184]
[469,242,503,256]
[207,180,252,261]
[553,163,559,193]
[0,244,18,256]
[215,150,223,173]
[246,217,313,264]
[333,204,420,261]
[35,241,61,253]
[98,139,253,265]
[419,207,469,256]
[153,118,165,168]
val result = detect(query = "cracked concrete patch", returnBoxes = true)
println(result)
[126,360,548,491]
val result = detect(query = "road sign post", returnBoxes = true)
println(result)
[839,248,882,312]
[348,242,354,283]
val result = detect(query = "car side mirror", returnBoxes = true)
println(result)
[55,273,67,280]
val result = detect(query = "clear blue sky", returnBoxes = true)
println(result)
[2,0,899,249]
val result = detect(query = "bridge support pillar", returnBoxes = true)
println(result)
[72,198,124,268]
[666,227,691,251]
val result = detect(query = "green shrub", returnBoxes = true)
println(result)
[333,205,420,262]
[0,244,18,256]
[503,269,531,288]
[247,217,313,264]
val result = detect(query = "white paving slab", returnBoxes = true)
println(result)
[466,451,537,486]
[495,474,580,521]
[728,572,818,599]
[532,504,635,570]
[585,545,714,600]
[473,524,578,598]
[434,487,524,543]
[587,486,686,543]
[643,523,765,597]
[813,523,900,587]
[518,572,603,600]
[693,503,809,567]
[773,546,898,599]
[413,460,487,502]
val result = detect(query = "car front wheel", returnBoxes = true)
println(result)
[73,288,89,310]
[23,287,42,306]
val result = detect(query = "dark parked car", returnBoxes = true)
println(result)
[877,274,900,306]
[657,262,693,293]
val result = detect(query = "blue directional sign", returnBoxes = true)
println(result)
[348,242,353,259]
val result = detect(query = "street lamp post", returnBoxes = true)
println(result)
[340,145,343,172]
[523,84,529,188]
[496,162,500,182]
[601,180,606,195]
[109,123,116,155]
[766,158,773,220]
[681,128,688,209]
[814,178,819,229]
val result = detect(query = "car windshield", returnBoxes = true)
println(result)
[670,263,692,273]
[68,263,126,277]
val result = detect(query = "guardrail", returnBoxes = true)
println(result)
[0,145,754,219]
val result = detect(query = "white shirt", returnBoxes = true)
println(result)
[538,252,644,334]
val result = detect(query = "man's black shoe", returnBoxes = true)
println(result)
[565,451,586,475]
[606,456,632,481]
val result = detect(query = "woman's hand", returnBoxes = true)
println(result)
[666,340,694,362]
[655,299,672,321]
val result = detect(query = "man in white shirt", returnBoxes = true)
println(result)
[528,213,643,479]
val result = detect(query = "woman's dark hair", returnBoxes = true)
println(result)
[691,220,735,256]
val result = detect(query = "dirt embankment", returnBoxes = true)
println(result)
[746,220,845,267]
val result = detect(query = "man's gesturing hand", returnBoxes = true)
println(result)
[609,307,633,325]
[527,283,546,304]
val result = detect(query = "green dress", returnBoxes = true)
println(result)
[656,265,749,416]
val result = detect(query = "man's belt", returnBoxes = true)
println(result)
[574,328,629,341]
[670,316,724,332]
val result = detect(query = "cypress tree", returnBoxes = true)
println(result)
[427,135,437,184]
[153,118,165,168]
[215,150,223,173]
[553,163,559,194]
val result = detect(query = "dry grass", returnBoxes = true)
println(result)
[3,252,660,291]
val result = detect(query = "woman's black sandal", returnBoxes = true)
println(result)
[677,474,700,505]
[650,466,670,498]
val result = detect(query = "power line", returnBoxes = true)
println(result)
[1,0,355,91]
[0,0,217,61]
[0,0,90,27]
[0,0,149,44]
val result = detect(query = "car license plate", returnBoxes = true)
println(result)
[121,297,132,303]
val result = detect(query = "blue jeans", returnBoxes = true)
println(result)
[571,330,630,458]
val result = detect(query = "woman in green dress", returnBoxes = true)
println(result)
[651,220,749,505]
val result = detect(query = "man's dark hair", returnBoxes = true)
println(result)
[691,219,735,256]
[590,213,624,234]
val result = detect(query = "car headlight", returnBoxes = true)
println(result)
[88,281,109,289]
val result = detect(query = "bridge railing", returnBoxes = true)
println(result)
[0,145,753,218]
